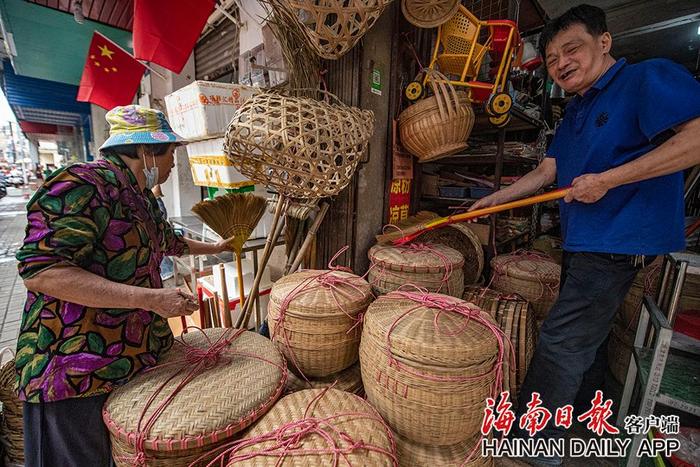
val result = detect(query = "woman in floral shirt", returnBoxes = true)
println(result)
[16,106,232,466]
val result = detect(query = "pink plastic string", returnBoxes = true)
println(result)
[190,386,399,467]
[113,327,287,466]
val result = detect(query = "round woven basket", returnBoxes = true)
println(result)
[268,269,373,378]
[280,0,393,60]
[463,286,536,402]
[399,71,475,162]
[394,431,493,467]
[285,362,363,396]
[490,252,561,321]
[368,243,465,298]
[360,292,501,445]
[401,0,461,28]
[224,89,374,200]
[531,235,563,265]
[230,389,397,465]
[104,329,287,467]
[0,355,23,465]
[421,222,484,285]
[618,257,662,331]
[608,321,634,384]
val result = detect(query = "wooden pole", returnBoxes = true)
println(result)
[289,202,329,273]
[218,264,232,328]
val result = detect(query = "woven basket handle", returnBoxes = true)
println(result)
[424,69,462,121]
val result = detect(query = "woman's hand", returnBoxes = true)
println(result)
[146,288,198,318]
[215,237,236,253]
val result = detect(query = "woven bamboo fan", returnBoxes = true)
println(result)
[230,389,397,465]
[268,270,373,378]
[0,355,23,465]
[490,251,561,321]
[401,0,461,28]
[224,89,374,200]
[285,362,363,396]
[360,292,501,445]
[394,431,493,467]
[421,222,484,285]
[280,0,393,60]
[368,243,465,298]
[104,329,287,467]
[399,70,475,162]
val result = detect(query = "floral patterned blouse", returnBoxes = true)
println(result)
[15,154,188,403]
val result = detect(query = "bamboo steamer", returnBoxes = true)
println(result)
[268,269,373,377]
[421,222,484,285]
[399,71,475,162]
[103,329,287,467]
[490,252,561,321]
[368,243,465,298]
[394,431,493,467]
[0,356,23,465]
[232,389,397,465]
[285,362,364,396]
[360,292,501,445]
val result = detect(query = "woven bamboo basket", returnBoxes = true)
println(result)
[394,431,493,467]
[421,222,484,285]
[231,389,397,465]
[463,286,536,401]
[103,329,287,467]
[0,355,23,465]
[401,0,461,28]
[491,252,561,321]
[268,269,373,378]
[280,0,393,60]
[399,70,475,162]
[618,258,663,331]
[224,89,374,200]
[360,292,501,445]
[531,235,563,265]
[680,271,700,311]
[285,362,363,396]
[368,243,465,298]
[608,321,635,384]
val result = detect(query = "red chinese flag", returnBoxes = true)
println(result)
[77,32,145,110]
[133,0,215,73]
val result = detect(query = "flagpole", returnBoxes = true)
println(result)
[93,30,167,81]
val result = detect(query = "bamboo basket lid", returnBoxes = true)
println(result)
[230,389,397,465]
[421,223,484,285]
[285,363,363,396]
[369,243,465,273]
[103,329,287,456]
[269,269,372,318]
[394,431,493,467]
[491,252,560,283]
[401,0,461,28]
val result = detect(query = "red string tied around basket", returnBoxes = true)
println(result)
[489,249,560,302]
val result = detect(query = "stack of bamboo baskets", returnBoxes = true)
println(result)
[360,292,500,466]
[368,243,465,298]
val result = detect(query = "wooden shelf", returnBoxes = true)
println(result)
[473,107,543,134]
[421,154,538,166]
[497,230,531,248]
[420,195,477,205]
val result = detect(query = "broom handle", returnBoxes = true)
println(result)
[395,188,570,245]
[219,264,232,328]
[235,196,287,328]
[235,252,246,324]
[289,202,329,273]
[284,220,306,275]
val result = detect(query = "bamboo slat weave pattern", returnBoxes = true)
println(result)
[360,293,499,445]
[268,270,373,377]
[224,90,374,200]
[231,389,397,465]
[285,362,363,396]
[103,329,287,466]
[368,243,465,298]
[421,222,484,285]
[401,0,461,28]
[394,431,493,467]
[0,357,23,464]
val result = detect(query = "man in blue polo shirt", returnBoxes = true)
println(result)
[471,3,700,464]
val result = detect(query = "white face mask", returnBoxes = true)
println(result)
[142,151,159,190]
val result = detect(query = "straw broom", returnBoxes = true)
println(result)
[192,194,267,327]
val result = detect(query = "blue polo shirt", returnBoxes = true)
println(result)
[547,58,700,255]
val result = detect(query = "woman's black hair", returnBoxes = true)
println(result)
[100,143,173,159]
[539,4,608,56]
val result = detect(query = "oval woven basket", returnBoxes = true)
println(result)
[399,71,475,162]
[230,389,397,465]
[394,431,493,467]
[280,0,393,60]
[360,292,502,445]
[421,222,484,285]
[0,355,23,465]
[285,362,363,396]
[401,0,461,28]
[268,269,373,378]
[368,243,465,298]
[103,329,287,467]
[224,89,374,200]
[490,252,561,321]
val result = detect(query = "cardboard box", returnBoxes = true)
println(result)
[185,137,254,190]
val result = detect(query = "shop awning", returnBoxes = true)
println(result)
[18,121,74,135]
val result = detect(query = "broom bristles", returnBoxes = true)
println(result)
[375,211,439,244]
[192,194,267,253]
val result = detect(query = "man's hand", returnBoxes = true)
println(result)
[468,191,507,212]
[147,288,198,318]
[565,173,611,203]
